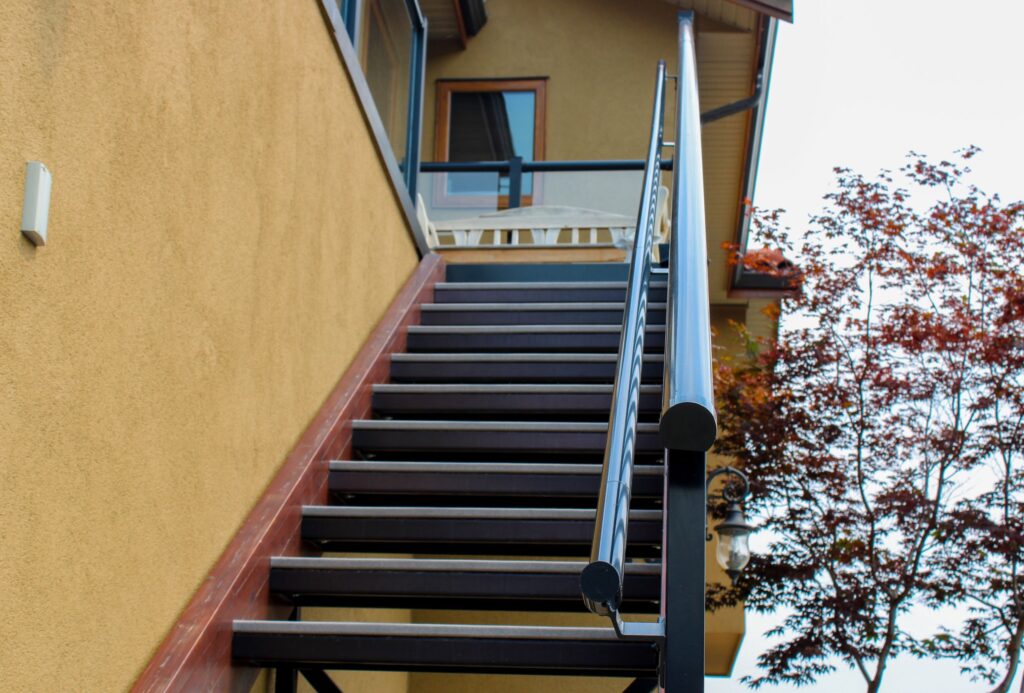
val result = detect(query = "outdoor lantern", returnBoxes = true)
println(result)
[713,500,755,584]
[706,466,755,585]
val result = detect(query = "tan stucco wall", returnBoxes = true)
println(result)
[424,0,682,163]
[0,1,419,691]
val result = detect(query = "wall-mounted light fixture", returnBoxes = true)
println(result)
[21,161,52,246]
[706,466,755,584]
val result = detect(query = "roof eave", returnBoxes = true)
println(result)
[725,0,793,23]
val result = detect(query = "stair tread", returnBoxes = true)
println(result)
[421,302,666,311]
[372,383,660,393]
[435,281,667,290]
[270,556,660,574]
[234,621,628,640]
[233,621,659,675]
[391,352,663,362]
[328,460,663,474]
[303,506,661,520]
[409,324,665,333]
[351,419,660,432]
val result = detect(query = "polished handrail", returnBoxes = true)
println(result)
[661,11,717,452]
[580,60,667,627]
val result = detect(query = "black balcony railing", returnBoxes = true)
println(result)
[420,159,674,210]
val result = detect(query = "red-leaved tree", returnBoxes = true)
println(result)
[710,149,1024,692]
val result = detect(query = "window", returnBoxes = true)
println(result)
[360,0,414,170]
[434,79,547,206]
[327,0,425,195]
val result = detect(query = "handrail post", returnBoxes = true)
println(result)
[507,156,524,208]
[663,449,706,691]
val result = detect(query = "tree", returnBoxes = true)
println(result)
[913,155,1024,693]
[709,149,1024,692]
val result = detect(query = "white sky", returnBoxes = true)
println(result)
[707,2,1024,691]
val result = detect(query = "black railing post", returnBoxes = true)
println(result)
[507,155,524,208]
[274,607,301,693]
[662,449,707,691]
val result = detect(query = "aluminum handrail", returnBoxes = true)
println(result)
[661,11,717,452]
[580,60,667,629]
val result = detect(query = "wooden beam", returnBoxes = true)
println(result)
[131,253,446,693]
[452,0,469,48]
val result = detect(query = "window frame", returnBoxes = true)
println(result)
[322,0,426,200]
[433,78,548,209]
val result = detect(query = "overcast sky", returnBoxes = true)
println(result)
[706,2,1024,691]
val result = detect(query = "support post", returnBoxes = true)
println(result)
[507,156,524,208]
[274,607,301,693]
[662,449,706,690]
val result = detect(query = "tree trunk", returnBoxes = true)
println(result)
[991,617,1024,693]
[866,661,886,693]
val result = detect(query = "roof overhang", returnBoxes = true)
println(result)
[421,0,488,46]
[725,0,793,22]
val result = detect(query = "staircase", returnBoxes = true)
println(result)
[232,25,721,688]
[231,264,668,689]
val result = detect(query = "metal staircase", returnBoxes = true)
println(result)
[233,12,716,691]
[232,266,666,687]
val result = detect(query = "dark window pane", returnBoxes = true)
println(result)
[448,90,536,196]
[363,0,412,167]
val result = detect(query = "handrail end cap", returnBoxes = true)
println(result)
[660,402,717,452]
[580,560,622,617]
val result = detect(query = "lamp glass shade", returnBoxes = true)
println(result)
[716,532,751,574]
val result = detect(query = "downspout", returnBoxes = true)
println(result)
[718,15,779,290]
[700,69,763,125]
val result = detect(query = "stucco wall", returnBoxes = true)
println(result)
[424,0,681,162]
[0,1,419,691]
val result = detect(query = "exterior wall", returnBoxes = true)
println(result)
[424,0,682,163]
[0,2,419,691]
[421,0,759,305]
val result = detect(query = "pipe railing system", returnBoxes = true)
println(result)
[661,13,717,451]
[579,60,667,640]
[580,15,718,679]
[657,16,719,688]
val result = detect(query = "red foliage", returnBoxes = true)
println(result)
[712,149,1024,691]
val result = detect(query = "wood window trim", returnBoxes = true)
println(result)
[433,78,547,209]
